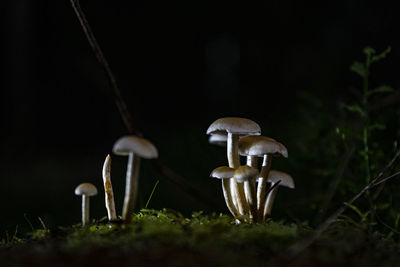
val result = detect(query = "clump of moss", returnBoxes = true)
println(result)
[2,210,400,266]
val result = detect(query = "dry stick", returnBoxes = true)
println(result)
[69,0,222,209]
[314,144,356,224]
[69,0,138,136]
[286,147,400,259]
[38,217,47,231]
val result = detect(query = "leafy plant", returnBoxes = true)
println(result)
[337,46,399,229]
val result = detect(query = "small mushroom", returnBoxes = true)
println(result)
[207,117,261,216]
[239,135,287,219]
[75,183,98,226]
[102,154,117,221]
[263,170,294,220]
[113,135,158,224]
[233,166,259,222]
[210,166,239,216]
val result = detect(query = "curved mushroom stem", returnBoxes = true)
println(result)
[227,133,249,217]
[222,179,240,217]
[102,155,117,220]
[82,195,90,226]
[257,154,272,219]
[245,156,259,222]
[122,152,141,224]
[263,183,279,221]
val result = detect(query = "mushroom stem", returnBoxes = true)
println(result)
[257,155,272,218]
[245,156,259,222]
[122,152,141,224]
[263,183,279,220]
[82,195,90,226]
[227,133,248,216]
[102,154,117,220]
[222,179,240,216]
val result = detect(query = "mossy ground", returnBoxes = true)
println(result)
[1,209,400,267]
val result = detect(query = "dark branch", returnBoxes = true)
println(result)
[69,0,139,136]
[69,0,221,209]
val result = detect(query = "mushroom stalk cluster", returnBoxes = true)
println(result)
[74,135,158,227]
[207,117,295,223]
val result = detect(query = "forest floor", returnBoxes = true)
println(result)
[1,209,399,267]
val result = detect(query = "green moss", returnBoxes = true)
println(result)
[1,210,400,266]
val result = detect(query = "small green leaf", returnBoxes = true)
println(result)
[371,46,391,63]
[344,104,365,117]
[376,202,390,211]
[345,202,369,222]
[350,61,366,78]
[369,123,386,131]
[363,47,376,56]
[366,85,393,97]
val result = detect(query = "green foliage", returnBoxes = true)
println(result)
[338,46,399,232]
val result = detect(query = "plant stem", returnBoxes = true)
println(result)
[363,55,371,184]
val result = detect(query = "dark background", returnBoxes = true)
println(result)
[1,1,399,235]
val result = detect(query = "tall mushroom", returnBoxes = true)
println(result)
[102,154,117,221]
[239,135,287,219]
[263,170,294,220]
[233,165,259,222]
[207,117,261,216]
[75,183,98,226]
[112,135,158,224]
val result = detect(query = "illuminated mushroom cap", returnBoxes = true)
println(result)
[75,183,98,196]
[233,165,259,183]
[208,133,228,147]
[206,117,261,136]
[267,170,295,189]
[210,166,235,179]
[239,135,288,158]
[113,135,158,159]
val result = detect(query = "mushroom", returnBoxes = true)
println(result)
[75,183,98,226]
[113,135,158,224]
[210,166,239,216]
[102,154,117,221]
[207,117,261,216]
[239,135,287,219]
[263,170,294,220]
[233,165,259,222]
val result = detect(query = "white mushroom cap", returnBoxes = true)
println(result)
[75,183,98,196]
[206,117,261,136]
[267,170,295,189]
[233,165,259,183]
[113,135,158,159]
[210,166,235,179]
[208,133,228,147]
[239,135,288,158]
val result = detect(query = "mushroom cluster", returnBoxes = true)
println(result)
[207,117,294,223]
[74,134,158,226]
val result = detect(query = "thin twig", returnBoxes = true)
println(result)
[286,146,400,259]
[370,170,400,188]
[69,0,221,209]
[38,217,48,231]
[69,0,139,135]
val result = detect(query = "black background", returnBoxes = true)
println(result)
[1,0,399,234]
